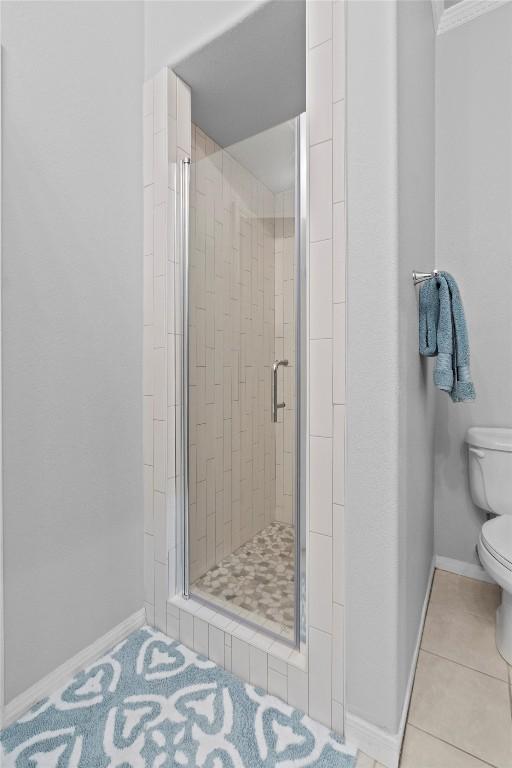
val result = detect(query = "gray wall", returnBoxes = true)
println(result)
[434,3,512,565]
[397,0,436,708]
[144,0,263,77]
[346,0,435,734]
[1,1,144,702]
[346,0,401,733]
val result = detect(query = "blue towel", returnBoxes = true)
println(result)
[419,271,476,402]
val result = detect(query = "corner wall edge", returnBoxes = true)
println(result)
[346,556,436,768]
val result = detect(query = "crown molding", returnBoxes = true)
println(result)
[431,0,445,31]
[432,0,510,35]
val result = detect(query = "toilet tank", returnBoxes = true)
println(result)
[466,427,512,515]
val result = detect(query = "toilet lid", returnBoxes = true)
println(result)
[481,516,512,569]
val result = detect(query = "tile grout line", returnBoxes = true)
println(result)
[427,606,502,625]
[419,647,511,687]
[427,597,502,624]
[405,724,500,768]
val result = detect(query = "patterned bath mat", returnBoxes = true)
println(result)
[0,626,356,767]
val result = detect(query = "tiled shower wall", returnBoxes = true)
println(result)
[143,0,346,734]
[188,124,276,583]
[274,188,296,526]
[307,0,346,731]
[143,67,191,631]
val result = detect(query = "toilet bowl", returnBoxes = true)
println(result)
[477,516,512,663]
[466,426,512,664]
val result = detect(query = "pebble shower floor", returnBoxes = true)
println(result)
[0,626,356,767]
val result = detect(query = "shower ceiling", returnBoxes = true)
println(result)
[227,120,296,193]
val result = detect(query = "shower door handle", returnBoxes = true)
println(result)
[272,359,289,422]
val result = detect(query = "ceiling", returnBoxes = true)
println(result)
[174,0,306,151]
[226,118,296,193]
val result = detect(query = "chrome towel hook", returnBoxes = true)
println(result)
[413,269,440,286]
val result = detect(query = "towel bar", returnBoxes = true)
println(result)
[413,269,439,285]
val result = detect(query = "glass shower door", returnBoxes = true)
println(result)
[182,117,304,645]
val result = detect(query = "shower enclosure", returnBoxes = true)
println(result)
[180,116,306,645]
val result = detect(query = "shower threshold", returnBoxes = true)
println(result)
[190,522,295,643]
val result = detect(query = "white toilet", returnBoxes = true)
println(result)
[466,427,512,664]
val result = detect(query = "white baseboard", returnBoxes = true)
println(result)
[346,556,436,768]
[396,556,435,746]
[345,711,401,768]
[435,555,494,584]
[0,607,145,730]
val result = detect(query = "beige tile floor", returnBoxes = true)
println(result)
[356,568,512,768]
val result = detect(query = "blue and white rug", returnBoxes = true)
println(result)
[0,626,356,767]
